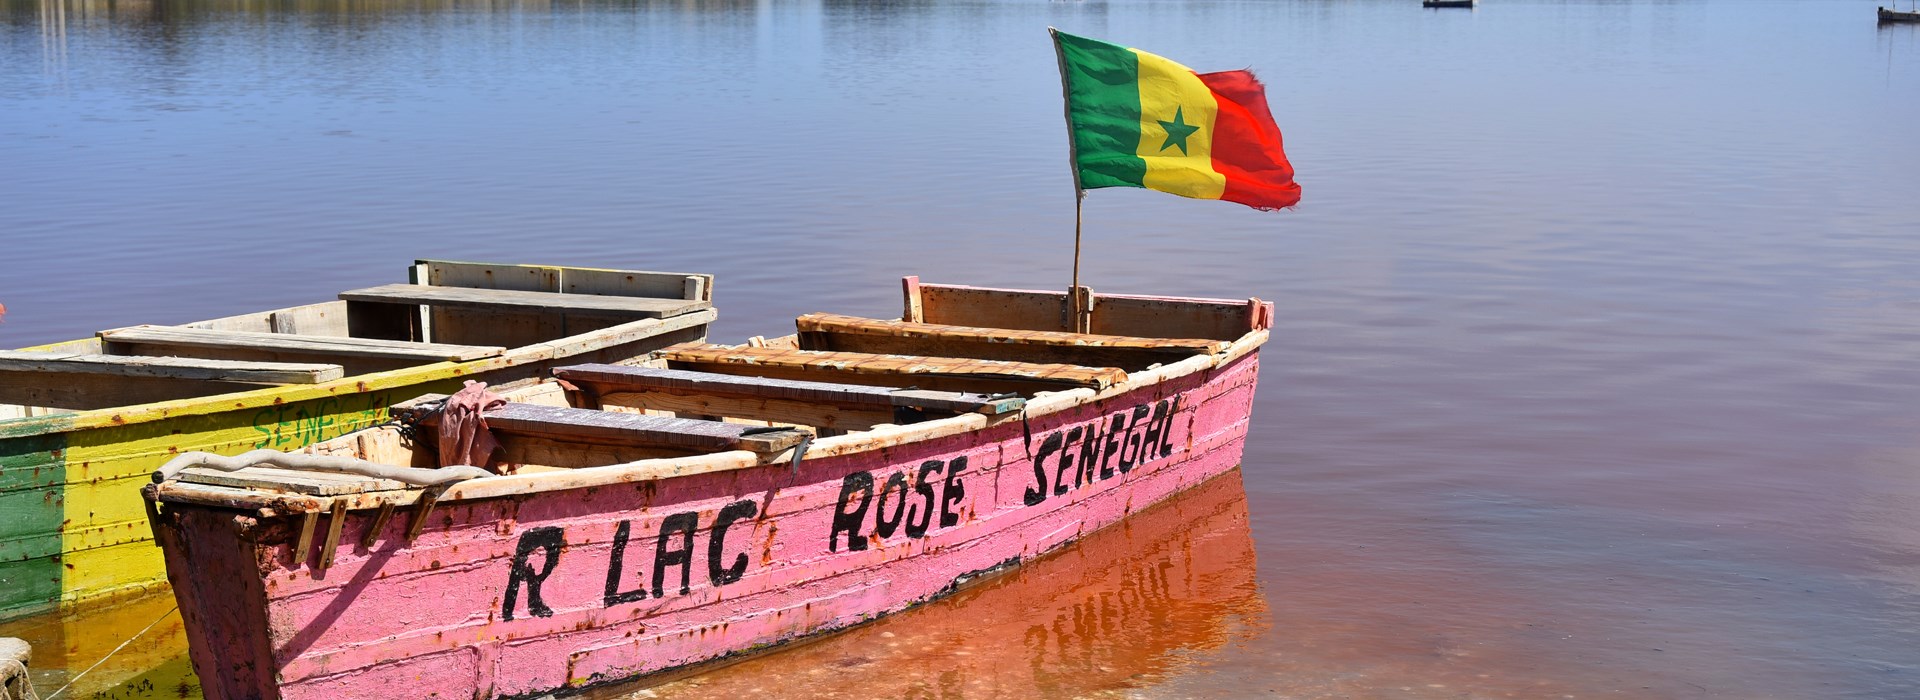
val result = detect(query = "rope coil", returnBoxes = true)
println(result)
[0,659,33,700]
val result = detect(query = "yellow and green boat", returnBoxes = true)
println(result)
[0,259,716,621]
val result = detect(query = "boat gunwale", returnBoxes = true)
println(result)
[0,310,717,440]
[145,326,1268,514]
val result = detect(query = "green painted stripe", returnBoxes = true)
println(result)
[0,431,67,619]
[1055,31,1147,189]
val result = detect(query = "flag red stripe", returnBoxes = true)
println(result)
[1197,70,1301,210]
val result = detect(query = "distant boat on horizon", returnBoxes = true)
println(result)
[1424,0,1475,8]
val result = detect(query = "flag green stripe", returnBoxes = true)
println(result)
[1055,32,1147,189]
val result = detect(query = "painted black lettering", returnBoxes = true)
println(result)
[873,472,909,538]
[906,460,942,537]
[1140,399,1171,462]
[831,471,875,552]
[1050,429,1077,496]
[503,526,564,621]
[1058,426,1085,492]
[940,455,969,527]
[707,500,757,587]
[602,520,647,607]
[651,512,698,598]
[1118,404,1153,473]
[1159,396,1182,455]
[1077,421,1104,489]
[1100,413,1127,479]
[1027,432,1062,505]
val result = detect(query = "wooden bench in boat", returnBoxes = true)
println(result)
[655,343,1126,396]
[99,325,504,375]
[419,402,811,455]
[0,350,344,384]
[0,349,350,410]
[795,312,1227,370]
[553,364,1026,430]
[339,284,711,319]
[338,281,713,346]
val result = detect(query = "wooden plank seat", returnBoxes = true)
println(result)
[339,284,711,319]
[553,364,1026,429]
[419,402,811,455]
[795,312,1228,370]
[655,342,1127,396]
[0,350,345,384]
[99,325,504,375]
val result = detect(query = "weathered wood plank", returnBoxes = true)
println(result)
[561,268,714,302]
[100,325,504,362]
[189,301,352,337]
[795,313,1225,370]
[340,284,710,319]
[421,403,810,454]
[1089,294,1268,341]
[593,390,892,432]
[0,350,345,384]
[554,364,1025,415]
[656,343,1125,394]
[917,284,1073,332]
[901,275,924,323]
[418,260,561,292]
[0,370,278,411]
[917,282,1266,341]
[177,466,406,496]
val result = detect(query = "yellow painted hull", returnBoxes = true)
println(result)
[0,311,713,622]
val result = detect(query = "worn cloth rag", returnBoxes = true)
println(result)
[438,380,506,470]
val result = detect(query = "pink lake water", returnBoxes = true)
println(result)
[4,0,1920,697]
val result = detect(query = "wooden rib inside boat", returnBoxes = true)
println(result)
[143,279,1271,700]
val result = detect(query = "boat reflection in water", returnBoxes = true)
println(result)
[600,469,1266,700]
[0,589,196,699]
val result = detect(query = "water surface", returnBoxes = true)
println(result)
[4,0,1920,697]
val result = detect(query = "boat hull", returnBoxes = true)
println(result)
[158,351,1261,700]
[1882,7,1920,21]
[0,314,711,622]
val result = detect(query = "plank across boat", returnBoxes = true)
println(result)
[144,279,1272,700]
[0,260,716,625]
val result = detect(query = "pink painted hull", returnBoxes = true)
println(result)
[159,352,1261,699]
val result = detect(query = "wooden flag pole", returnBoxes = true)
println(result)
[1050,27,1092,333]
[1069,193,1086,333]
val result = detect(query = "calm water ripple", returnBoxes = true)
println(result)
[4,0,1920,697]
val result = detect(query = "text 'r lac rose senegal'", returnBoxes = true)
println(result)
[1052,29,1301,210]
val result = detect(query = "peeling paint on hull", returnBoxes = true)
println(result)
[159,352,1261,700]
[1,313,712,622]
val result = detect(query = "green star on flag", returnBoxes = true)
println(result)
[1158,107,1200,155]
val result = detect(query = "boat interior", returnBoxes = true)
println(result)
[203,279,1271,485]
[0,260,714,417]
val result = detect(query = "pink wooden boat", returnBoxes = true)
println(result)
[142,279,1272,700]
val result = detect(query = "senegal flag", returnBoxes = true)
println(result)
[1051,29,1301,210]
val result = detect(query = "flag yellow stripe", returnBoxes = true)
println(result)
[1130,49,1226,200]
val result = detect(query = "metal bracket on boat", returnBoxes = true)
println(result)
[788,434,813,476]
[405,487,444,545]
[740,426,812,476]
